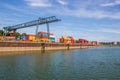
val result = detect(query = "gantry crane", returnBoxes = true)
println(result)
[3,16,61,38]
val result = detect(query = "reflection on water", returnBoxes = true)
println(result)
[0,47,120,80]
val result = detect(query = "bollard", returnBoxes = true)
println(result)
[41,43,45,52]
[80,44,82,49]
[67,44,70,50]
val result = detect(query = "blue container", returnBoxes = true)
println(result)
[49,37,55,40]
[20,36,27,40]
[42,34,48,37]
[50,39,55,42]
[49,37,55,42]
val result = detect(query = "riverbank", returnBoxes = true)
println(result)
[0,41,98,52]
[0,46,96,52]
[0,46,97,56]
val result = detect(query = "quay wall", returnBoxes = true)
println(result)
[0,41,97,52]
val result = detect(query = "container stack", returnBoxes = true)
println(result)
[91,41,98,45]
[26,34,35,41]
[78,39,89,44]
[37,32,55,42]
[60,36,70,43]
[0,36,16,40]
[49,34,55,42]
[38,32,49,42]
[60,36,75,44]
[68,36,75,44]
[20,36,27,40]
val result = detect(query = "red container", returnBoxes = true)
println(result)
[26,34,35,36]
[68,36,75,44]
[38,32,54,38]
[60,36,75,44]
[60,38,68,43]
[68,36,74,39]
[92,41,97,45]
[71,40,75,44]
[40,36,48,38]
[60,38,64,43]
[50,33,53,36]
[79,39,89,44]
[38,32,48,34]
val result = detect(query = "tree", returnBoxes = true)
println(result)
[21,33,26,36]
[14,32,21,38]
[0,29,4,36]
[75,40,79,43]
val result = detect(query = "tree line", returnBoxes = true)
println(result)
[0,29,26,37]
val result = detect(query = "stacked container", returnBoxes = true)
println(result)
[38,32,49,42]
[49,34,55,42]
[78,39,89,44]
[0,36,16,40]
[60,36,75,44]
[68,36,75,44]
[26,34,35,41]
[37,32,55,42]
[60,36,69,43]
[20,36,27,40]
[91,41,97,45]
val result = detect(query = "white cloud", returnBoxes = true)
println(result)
[2,0,120,19]
[101,0,120,7]
[25,0,52,7]
[51,7,120,19]
[57,0,67,5]
[88,28,120,34]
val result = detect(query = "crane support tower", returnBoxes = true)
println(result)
[3,16,61,38]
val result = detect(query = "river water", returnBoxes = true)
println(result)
[0,47,120,80]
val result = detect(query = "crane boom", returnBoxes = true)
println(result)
[3,16,61,31]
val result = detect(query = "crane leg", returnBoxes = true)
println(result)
[46,23,50,38]
[35,25,39,38]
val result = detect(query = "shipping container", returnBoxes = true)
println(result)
[38,32,48,34]
[38,36,49,39]
[37,31,55,42]
[41,34,49,37]
[91,41,97,45]
[60,36,75,44]
[26,34,35,41]
[20,36,27,40]
[38,32,48,36]
[0,36,16,40]
[50,35,55,38]
[78,39,89,44]
[49,37,55,42]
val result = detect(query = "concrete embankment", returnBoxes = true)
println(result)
[0,41,97,52]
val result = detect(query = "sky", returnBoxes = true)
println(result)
[0,0,120,42]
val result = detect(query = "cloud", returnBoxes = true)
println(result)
[51,6,120,19]
[102,29,120,34]
[88,28,120,34]
[57,0,68,5]
[25,0,52,7]
[2,0,120,19]
[101,0,120,7]
[0,2,22,12]
[51,0,120,19]
[0,2,49,16]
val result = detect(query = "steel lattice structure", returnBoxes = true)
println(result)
[3,16,61,36]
